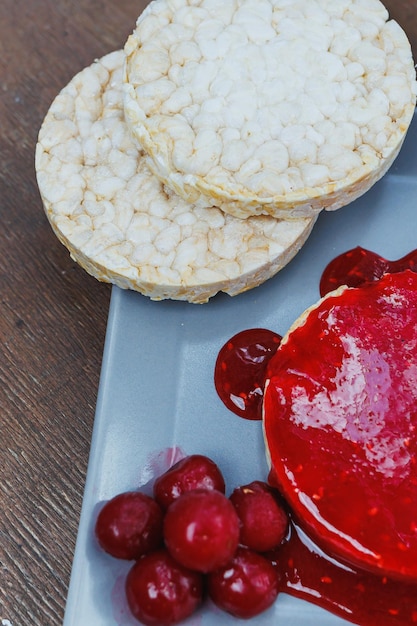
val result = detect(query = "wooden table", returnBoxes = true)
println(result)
[1,1,416,624]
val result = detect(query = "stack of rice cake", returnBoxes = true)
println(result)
[35,0,416,303]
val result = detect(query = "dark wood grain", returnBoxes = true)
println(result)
[0,1,416,624]
[0,1,148,625]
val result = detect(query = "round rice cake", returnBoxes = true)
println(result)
[263,270,417,580]
[123,0,416,220]
[35,50,315,304]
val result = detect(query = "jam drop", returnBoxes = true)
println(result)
[214,328,281,420]
[320,246,417,296]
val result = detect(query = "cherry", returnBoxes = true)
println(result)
[153,454,225,509]
[163,488,240,573]
[230,481,289,552]
[207,547,279,619]
[125,549,203,625]
[95,491,163,560]
[214,328,282,420]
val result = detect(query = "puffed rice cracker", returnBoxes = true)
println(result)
[35,50,315,304]
[124,0,416,219]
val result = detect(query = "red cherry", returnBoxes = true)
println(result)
[163,488,240,573]
[95,491,163,560]
[214,328,282,420]
[153,454,226,509]
[208,547,279,618]
[125,549,203,626]
[230,481,289,552]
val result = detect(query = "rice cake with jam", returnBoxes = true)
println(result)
[264,270,417,580]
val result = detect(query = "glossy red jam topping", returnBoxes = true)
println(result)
[320,246,417,296]
[264,270,417,581]
[214,328,281,420]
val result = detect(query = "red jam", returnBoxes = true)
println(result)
[214,328,281,420]
[320,246,417,296]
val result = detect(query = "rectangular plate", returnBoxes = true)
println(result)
[63,113,417,626]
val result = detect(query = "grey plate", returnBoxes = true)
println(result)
[64,113,417,626]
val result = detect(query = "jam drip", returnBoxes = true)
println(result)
[272,519,417,626]
[214,328,281,420]
[320,246,417,296]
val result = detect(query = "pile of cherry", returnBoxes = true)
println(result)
[95,454,289,625]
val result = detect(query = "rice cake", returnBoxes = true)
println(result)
[35,50,315,304]
[124,0,416,220]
